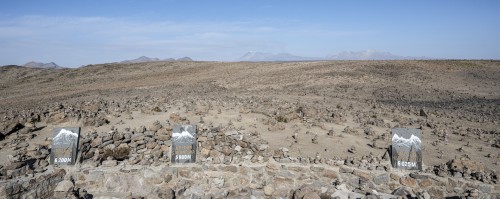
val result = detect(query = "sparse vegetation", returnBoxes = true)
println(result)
[151,107,162,112]
[276,115,288,123]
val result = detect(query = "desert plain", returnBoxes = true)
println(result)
[0,60,499,198]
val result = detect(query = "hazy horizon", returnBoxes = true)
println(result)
[1,0,499,67]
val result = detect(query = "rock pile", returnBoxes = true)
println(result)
[196,124,271,164]
[79,121,172,167]
[1,95,499,198]
[433,159,498,184]
[0,144,51,180]
[0,168,66,198]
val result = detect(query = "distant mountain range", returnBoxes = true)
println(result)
[237,50,431,62]
[237,52,319,62]
[120,56,193,63]
[23,61,64,69]
[326,50,430,60]
[4,51,432,68]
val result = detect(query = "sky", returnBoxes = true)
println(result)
[0,0,499,67]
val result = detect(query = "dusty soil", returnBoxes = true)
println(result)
[1,60,499,171]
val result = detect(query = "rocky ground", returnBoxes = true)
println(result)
[0,60,499,198]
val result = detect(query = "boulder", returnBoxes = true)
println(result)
[264,184,274,196]
[392,187,414,197]
[102,157,117,167]
[266,158,281,170]
[399,176,417,187]
[1,122,24,139]
[447,159,485,175]
[54,180,74,192]
[373,173,389,185]
[149,121,162,132]
[151,187,174,199]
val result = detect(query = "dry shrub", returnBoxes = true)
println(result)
[102,147,130,161]
[113,146,130,161]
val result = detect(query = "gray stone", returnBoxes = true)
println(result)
[392,187,414,197]
[90,137,102,148]
[417,191,431,199]
[123,133,132,139]
[144,168,163,184]
[104,143,116,151]
[469,189,480,197]
[373,173,389,185]
[155,187,174,199]
[100,140,113,148]
[54,180,74,192]
[250,190,265,199]
[211,189,229,199]
[101,157,117,167]
[453,187,464,194]
[331,190,364,199]
[264,184,274,196]
[234,145,242,152]
[102,135,112,142]
[258,144,268,151]
[4,161,25,170]
[149,121,162,132]
[104,174,129,193]
[86,170,104,182]
[213,177,225,188]
[1,122,24,137]
[340,166,354,173]
[131,134,145,142]
[113,132,124,141]
[478,184,493,193]
[266,158,281,170]
[16,142,29,149]
[347,177,360,188]
[39,159,49,167]
[409,172,429,179]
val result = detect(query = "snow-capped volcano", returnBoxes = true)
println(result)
[53,129,79,145]
[172,130,194,139]
[172,126,195,143]
[392,134,421,149]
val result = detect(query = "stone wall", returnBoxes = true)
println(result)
[0,168,65,199]
[60,160,498,199]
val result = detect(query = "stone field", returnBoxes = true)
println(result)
[0,60,499,198]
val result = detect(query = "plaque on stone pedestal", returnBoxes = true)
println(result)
[391,128,422,170]
[171,125,197,163]
[50,127,80,165]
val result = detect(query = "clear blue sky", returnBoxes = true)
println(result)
[0,0,499,67]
